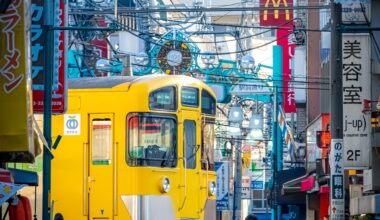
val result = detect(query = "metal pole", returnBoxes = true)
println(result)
[330,2,344,220]
[330,2,343,139]
[232,137,242,220]
[272,45,283,220]
[43,0,54,219]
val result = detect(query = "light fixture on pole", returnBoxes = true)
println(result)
[134,52,149,69]
[201,51,216,68]
[228,103,244,220]
[240,55,255,73]
[249,113,263,130]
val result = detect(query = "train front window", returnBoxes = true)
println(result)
[201,123,215,170]
[127,114,177,167]
[149,86,177,111]
[201,90,216,115]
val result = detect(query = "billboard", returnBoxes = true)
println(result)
[260,0,293,27]
[31,0,67,113]
[0,0,35,160]
[342,34,371,169]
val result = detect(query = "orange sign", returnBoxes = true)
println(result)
[260,0,293,27]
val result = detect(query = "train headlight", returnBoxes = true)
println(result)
[159,177,170,193]
[209,181,217,196]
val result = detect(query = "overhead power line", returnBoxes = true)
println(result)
[69,5,331,15]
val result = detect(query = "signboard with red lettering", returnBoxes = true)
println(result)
[31,0,67,113]
[0,0,35,156]
[277,29,296,113]
[259,0,293,27]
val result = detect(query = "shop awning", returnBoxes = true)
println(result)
[282,173,309,195]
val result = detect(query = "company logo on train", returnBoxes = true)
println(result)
[51,74,217,220]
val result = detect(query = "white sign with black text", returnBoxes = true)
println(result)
[342,34,371,169]
[330,139,345,220]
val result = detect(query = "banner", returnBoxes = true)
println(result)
[277,29,296,113]
[342,34,371,169]
[216,162,229,211]
[330,139,345,219]
[260,0,293,27]
[0,0,34,155]
[32,0,67,113]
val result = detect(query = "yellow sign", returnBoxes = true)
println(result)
[263,0,291,21]
[0,0,35,161]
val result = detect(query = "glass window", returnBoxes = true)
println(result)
[184,120,196,169]
[127,114,177,167]
[92,119,112,165]
[181,87,199,107]
[149,86,177,111]
[201,123,215,170]
[201,90,216,115]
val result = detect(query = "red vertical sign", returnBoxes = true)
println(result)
[277,28,296,113]
[31,0,66,113]
[259,0,293,27]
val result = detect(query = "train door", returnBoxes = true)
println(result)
[180,111,201,218]
[88,114,114,219]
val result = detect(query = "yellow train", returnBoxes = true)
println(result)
[51,75,217,220]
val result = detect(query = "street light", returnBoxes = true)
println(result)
[134,52,149,68]
[249,113,263,130]
[201,51,216,68]
[240,55,255,72]
[228,103,244,220]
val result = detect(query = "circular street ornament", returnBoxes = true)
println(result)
[167,50,183,66]
[155,39,193,75]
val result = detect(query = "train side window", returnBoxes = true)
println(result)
[201,123,215,170]
[149,86,177,111]
[184,120,196,169]
[127,114,177,168]
[181,87,199,107]
[92,119,112,165]
[201,90,216,115]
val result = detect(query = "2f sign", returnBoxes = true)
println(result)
[346,150,361,161]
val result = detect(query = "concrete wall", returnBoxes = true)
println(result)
[306,0,321,123]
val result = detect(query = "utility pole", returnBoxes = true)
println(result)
[330,0,343,139]
[43,0,54,220]
[329,2,344,220]
[232,138,242,220]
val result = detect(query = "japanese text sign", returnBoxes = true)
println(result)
[277,29,296,113]
[216,162,229,211]
[330,139,345,220]
[0,0,35,155]
[260,0,293,26]
[336,0,371,24]
[31,0,67,113]
[342,34,371,169]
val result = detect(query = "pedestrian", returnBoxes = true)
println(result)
[245,213,258,220]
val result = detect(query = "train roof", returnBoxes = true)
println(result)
[68,75,212,91]
[68,76,139,89]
